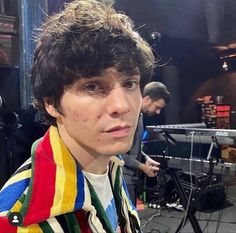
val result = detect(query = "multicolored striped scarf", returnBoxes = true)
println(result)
[0,126,140,232]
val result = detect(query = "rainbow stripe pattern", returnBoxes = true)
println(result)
[0,126,140,232]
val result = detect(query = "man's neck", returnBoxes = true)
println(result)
[57,125,111,174]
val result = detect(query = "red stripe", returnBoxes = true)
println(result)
[24,130,56,225]
[0,217,17,233]
[75,210,92,233]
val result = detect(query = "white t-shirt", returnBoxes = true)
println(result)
[83,168,119,232]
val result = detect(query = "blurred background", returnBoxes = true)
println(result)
[1,0,236,217]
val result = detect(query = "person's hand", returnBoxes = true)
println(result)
[145,157,160,168]
[139,159,160,177]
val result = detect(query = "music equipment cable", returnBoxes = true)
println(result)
[140,210,170,233]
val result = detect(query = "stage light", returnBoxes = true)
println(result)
[150,31,162,44]
[222,61,228,71]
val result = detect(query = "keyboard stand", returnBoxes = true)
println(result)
[168,167,203,233]
[162,132,203,233]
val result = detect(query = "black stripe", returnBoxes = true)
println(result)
[55,214,70,233]
[13,161,32,175]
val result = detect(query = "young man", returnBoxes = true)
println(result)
[0,0,155,232]
[122,81,170,205]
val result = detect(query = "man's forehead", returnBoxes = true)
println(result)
[101,67,140,78]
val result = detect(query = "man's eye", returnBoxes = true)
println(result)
[123,80,139,89]
[83,83,101,92]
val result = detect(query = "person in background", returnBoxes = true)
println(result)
[122,81,170,206]
[0,0,155,232]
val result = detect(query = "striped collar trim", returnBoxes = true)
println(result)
[16,126,89,225]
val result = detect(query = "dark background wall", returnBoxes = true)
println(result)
[0,67,20,187]
[114,0,236,44]
[113,0,236,128]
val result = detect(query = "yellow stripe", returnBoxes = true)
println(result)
[17,224,43,233]
[0,188,28,216]
[11,200,23,212]
[28,224,44,233]
[17,226,29,233]
[60,138,77,213]
[2,170,31,188]
[50,127,66,216]
[50,127,77,216]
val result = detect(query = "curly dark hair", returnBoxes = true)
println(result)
[31,0,155,124]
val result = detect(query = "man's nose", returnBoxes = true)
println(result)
[106,87,130,116]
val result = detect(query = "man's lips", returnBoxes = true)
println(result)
[104,125,132,137]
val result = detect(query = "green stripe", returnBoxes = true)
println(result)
[113,167,127,231]
[19,192,26,203]
[65,213,81,233]
[20,139,42,216]
[38,220,54,233]
[113,166,140,232]
[87,181,115,233]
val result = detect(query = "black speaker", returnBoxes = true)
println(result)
[178,171,225,211]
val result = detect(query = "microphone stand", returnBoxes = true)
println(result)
[205,137,218,187]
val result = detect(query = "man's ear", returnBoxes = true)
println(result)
[143,95,152,104]
[44,98,61,118]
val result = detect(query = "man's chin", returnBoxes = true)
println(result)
[102,142,133,156]
[145,112,155,116]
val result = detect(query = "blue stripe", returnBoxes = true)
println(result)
[0,178,30,212]
[106,198,118,231]
[74,167,84,209]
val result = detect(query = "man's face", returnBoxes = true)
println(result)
[142,96,166,116]
[45,67,142,157]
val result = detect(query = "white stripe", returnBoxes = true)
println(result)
[47,217,64,232]
[18,158,31,168]
[0,210,8,216]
